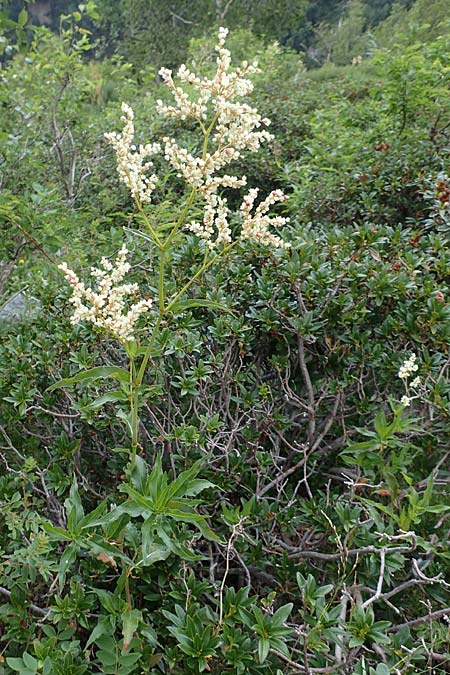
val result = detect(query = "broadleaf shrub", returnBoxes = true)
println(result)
[0,6,450,675]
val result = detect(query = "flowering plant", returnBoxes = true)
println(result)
[55,27,290,468]
[46,29,293,663]
[398,353,421,407]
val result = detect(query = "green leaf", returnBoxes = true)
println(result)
[375,665,391,675]
[165,507,220,541]
[130,455,149,492]
[156,521,203,562]
[162,458,204,505]
[85,390,129,411]
[85,535,132,565]
[46,366,130,391]
[42,522,73,541]
[168,298,232,314]
[79,499,107,529]
[86,616,115,648]
[141,517,171,566]
[343,440,380,455]
[421,473,434,507]
[96,649,117,667]
[422,505,450,513]
[116,408,133,436]
[65,477,84,534]
[141,541,171,566]
[238,607,253,628]
[253,606,265,631]
[6,658,27,672]
[271,603,293,626]
[93,590,118,616]
[57,542,79,591]
[258,637,271,663]
[122,483,153,512]
[184,479,215,496]
[17,9,28,27]
[22,653,37,670]
[122,608,142,651]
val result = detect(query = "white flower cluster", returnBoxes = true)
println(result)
[157,27,262,124]
[398,354,421,406]
[105,28,289,249]
[158,27,286,248]
[240,188,290,248]
[58,246,153,342]
[104,103,160,204]
[398,354,419,380]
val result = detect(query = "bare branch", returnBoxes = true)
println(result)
[361,549,385,609]
[270,649,337,673]
[388,607,450,633]
[169,9,194,25]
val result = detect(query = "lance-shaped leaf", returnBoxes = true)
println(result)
[84,389,129,411]
[46,366,130,391]
[141,516,172,566]
[42,522,73,541]
[86,615,116,649]
[157,458,205,507]
[122,608,142,651]
[167,298,232,314]
[65,478,85,535]
[57,541,79,591]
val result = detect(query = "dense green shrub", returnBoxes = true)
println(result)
[0,6,449,675]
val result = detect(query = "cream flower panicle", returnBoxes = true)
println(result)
[187,193,232,247]
[398,354,418,380]
[398,354,422,407]
[104,103,160,204]
[156,27,287,250]
[240,189,291,249]
[105,28,290,250]
[58,246,153,342]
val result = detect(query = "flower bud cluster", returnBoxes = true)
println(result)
[104,103,160,204]
[398,354,418,380]
[398,354,422,407]
[240,189,291,249]
[58,246,153,342]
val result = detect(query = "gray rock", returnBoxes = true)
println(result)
[0,288,41,322]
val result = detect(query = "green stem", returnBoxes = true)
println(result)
[134,227,168,390]
[135,199,164,250]
[129,355,139,468]
[203,111,219,159]
[123,562,132,611]
[164,188,196,250]
[166,239,238,313]
[135,240,237,395]
[159,248,166,313]
[164,111,219,249]
[132,110,222,404]
[136,314,163,387]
